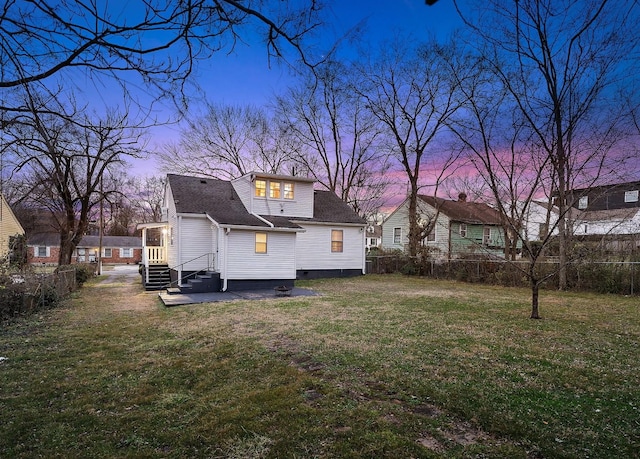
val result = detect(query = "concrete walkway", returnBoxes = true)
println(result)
[159,287,319,307]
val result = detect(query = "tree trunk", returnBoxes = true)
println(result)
[407,178,420,257]
[530,279,541,319]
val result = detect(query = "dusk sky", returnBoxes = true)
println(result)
[138,0,464,172]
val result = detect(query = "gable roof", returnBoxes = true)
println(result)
[168,174,273,228]
[167,174,365,228]
[418,195,502,225]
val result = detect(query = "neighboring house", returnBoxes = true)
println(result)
[138,173,366,292]
[28,233,142,265]
[365,225,382,252]
[567,181,640,235]
[0,193,25,261]
[381,193,507,259]
[566,181,640,252]
[520,200,559,241]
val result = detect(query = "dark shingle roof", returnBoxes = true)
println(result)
[168,174,270,227]
[418,195,502,225]
[27,233,141,248]
[168,174,364,228]
[291,190,366,225]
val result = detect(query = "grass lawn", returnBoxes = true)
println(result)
[1,273,638,458]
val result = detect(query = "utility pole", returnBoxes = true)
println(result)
[98,176,104,275]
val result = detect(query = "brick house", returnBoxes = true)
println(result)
[28,233,142,266]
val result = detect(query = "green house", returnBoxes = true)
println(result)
[382,193,508,259]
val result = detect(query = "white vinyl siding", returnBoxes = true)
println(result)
[179,216,215,271]
[296,224,363,271]
[226,230,295,280]
[248,179,314,218]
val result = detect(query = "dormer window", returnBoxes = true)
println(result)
[254,178,295,200]
[578,196,588,210]
[269,181,281,198]
[284,182,294,199]
[255,179,267,197]
[625,190,639,203]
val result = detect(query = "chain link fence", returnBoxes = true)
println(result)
[366,255,639,296]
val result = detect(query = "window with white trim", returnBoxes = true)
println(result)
[393,227,402,244]
[624,190,639,203]
[331,230,343,253]
[283,182,294,199]
[483,227,492,245]
[36,246,48,257]
[255,232,267,253]
[102,248,112,258]
[459,223,467,238]
[426,227,436,242]
[578,196,588,210]
[269,181,281,198]
[121,248,133,258]
[255,179,267,197]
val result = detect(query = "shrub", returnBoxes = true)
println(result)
[72,264,96,286]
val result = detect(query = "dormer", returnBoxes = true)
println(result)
[231,172,316,218]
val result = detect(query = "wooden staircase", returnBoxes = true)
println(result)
[143,264,171,291]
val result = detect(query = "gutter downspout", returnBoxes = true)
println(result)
[222,227,230,291]
[362,225,366,274]
[177,215,182,286]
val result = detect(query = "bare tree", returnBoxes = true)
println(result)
[158,104,298,179]
[3,90,146,264]
[0,1,323,107]
[454,0,640,291]
[128,176,167,224]
[355,37,468,256]
[274,60,391,218]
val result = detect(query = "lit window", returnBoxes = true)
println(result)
[283,182,294,199]
[393,227,402,244]
[578,196,588,210]
[255,232,267,253]
[625,190,639,203]
[460,223,467,238]
[331,230,343,253]
[255,179,267,197]
[269,181,281,198]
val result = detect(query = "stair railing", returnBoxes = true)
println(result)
[164,252,216,288]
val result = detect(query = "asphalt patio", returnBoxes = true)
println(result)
[99,264,319,307]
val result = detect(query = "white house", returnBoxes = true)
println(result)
[519,200,559,241]
[139,173,366,292]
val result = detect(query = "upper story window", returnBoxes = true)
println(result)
[624,190,639,203]
[459,223,467,238]
[483,227,492,245]
[331,229,343,253]
[269,181,281,198]
[393,227,402,244]
[255,178,294,200]
[255,179,267,197]
[578,196,588,210]
[284,182,294,199]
